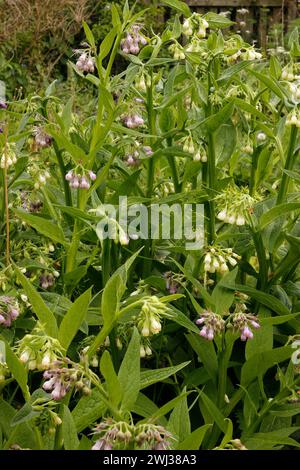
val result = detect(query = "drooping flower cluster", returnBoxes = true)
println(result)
[196,310,225,341]
[17,326,64,370]
[136,296,170,337]
[281,67,300,82]
[241,48,262,61]
[125,142,153,166]
[122,112,144,129]
[182,13,209,38]
[163,271,185,294]
[42,359,91,401]
[135,73,147,92]
[0,143,17,169]
[75,51,95,73]
[0,100,8,109]
[231,307,260,341]
[33,171,51,190]
[92,419,174,451]
[39,271,58,290]
[216,185,258,226]
[33,128,53,148]
[286,109,300,127]
[65,168,96,189]
[169,42,185,60]
[121,25,147,55]
[204,246,241,275]
[0,296,20,327]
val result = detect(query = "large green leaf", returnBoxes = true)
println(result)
[15,266,58,338]
[176,424,211,450]
[58,288,91,350]
[1,340,30,401]
[14,209,67,246]
[100,351,122,408]
[161,0,190,17]
[118,328,140,413]
[72,389,106,432]
[259,203,300,229]
[168,391,190,442]
[140,362,190,390]
[62,405,80,450]
[241,346,293,386]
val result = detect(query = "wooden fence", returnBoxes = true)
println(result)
[186,0,299,49]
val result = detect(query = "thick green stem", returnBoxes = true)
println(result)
[277,125,298,204]
[249,147,261,197]
[207,132,216,244]
[252,228,268,291]
[53,141,72,208]
[167,137,180,192]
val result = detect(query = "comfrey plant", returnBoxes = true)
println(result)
[1,0,300,451]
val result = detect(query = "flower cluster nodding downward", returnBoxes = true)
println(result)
[122,112,144,129]
[33,128,52,148]
[0,143,17,169]
[0,296,20,327]
[229,304,260,341]
[196,310,225,341]
[286,109,300,128]
[216,185,258,226]
[92,419,174,451]
[42,359,91,401]
[204,246,241,275]
[65,167,96,190]
[125,142,153,167]
[136,296,170,337]
[121,25,147,55]
[75,51,95,73]
[17,326,65,370]
[169,42,185,60]
[0,100,8,109]
[182,13,209,38]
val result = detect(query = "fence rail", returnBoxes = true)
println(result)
[186,0,299,48]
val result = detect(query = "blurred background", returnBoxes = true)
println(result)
[0,0,299,98]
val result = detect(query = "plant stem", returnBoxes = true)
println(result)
[53,141,73,208]
[3,126,10,266]
[249,147,261,196]
[207,132,216,244]
[167,137,180,192]
[277,125,298,204]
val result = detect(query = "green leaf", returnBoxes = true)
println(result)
[161,0,191,17]
[100,351,122,408]
[222,283,291,317]
[176,424,211,450]
[111,4,121,28]
[244,428,300,450]
[99,27,118,61]
[118,328,140,413]
[140,362,190,390]
[14,266,58,338]
[62,405,80,450]
[198,101,234,133]
[199,391,228,433]
[186,333,218,383]
[11,403,39,427]
[72,389,106,432]
[58,288,91,350]
[168,307,200,334]
[143,392,191,423]
[220,419,233,448]
[48,130,87,163]
[83,21,96,50]
[241,346,293,386]
[205,12,234,29]
[168,391,190,442]
[259,203,300,229]
[14,209,67,246]
[1,340,30,401]
[249,69,287,101]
